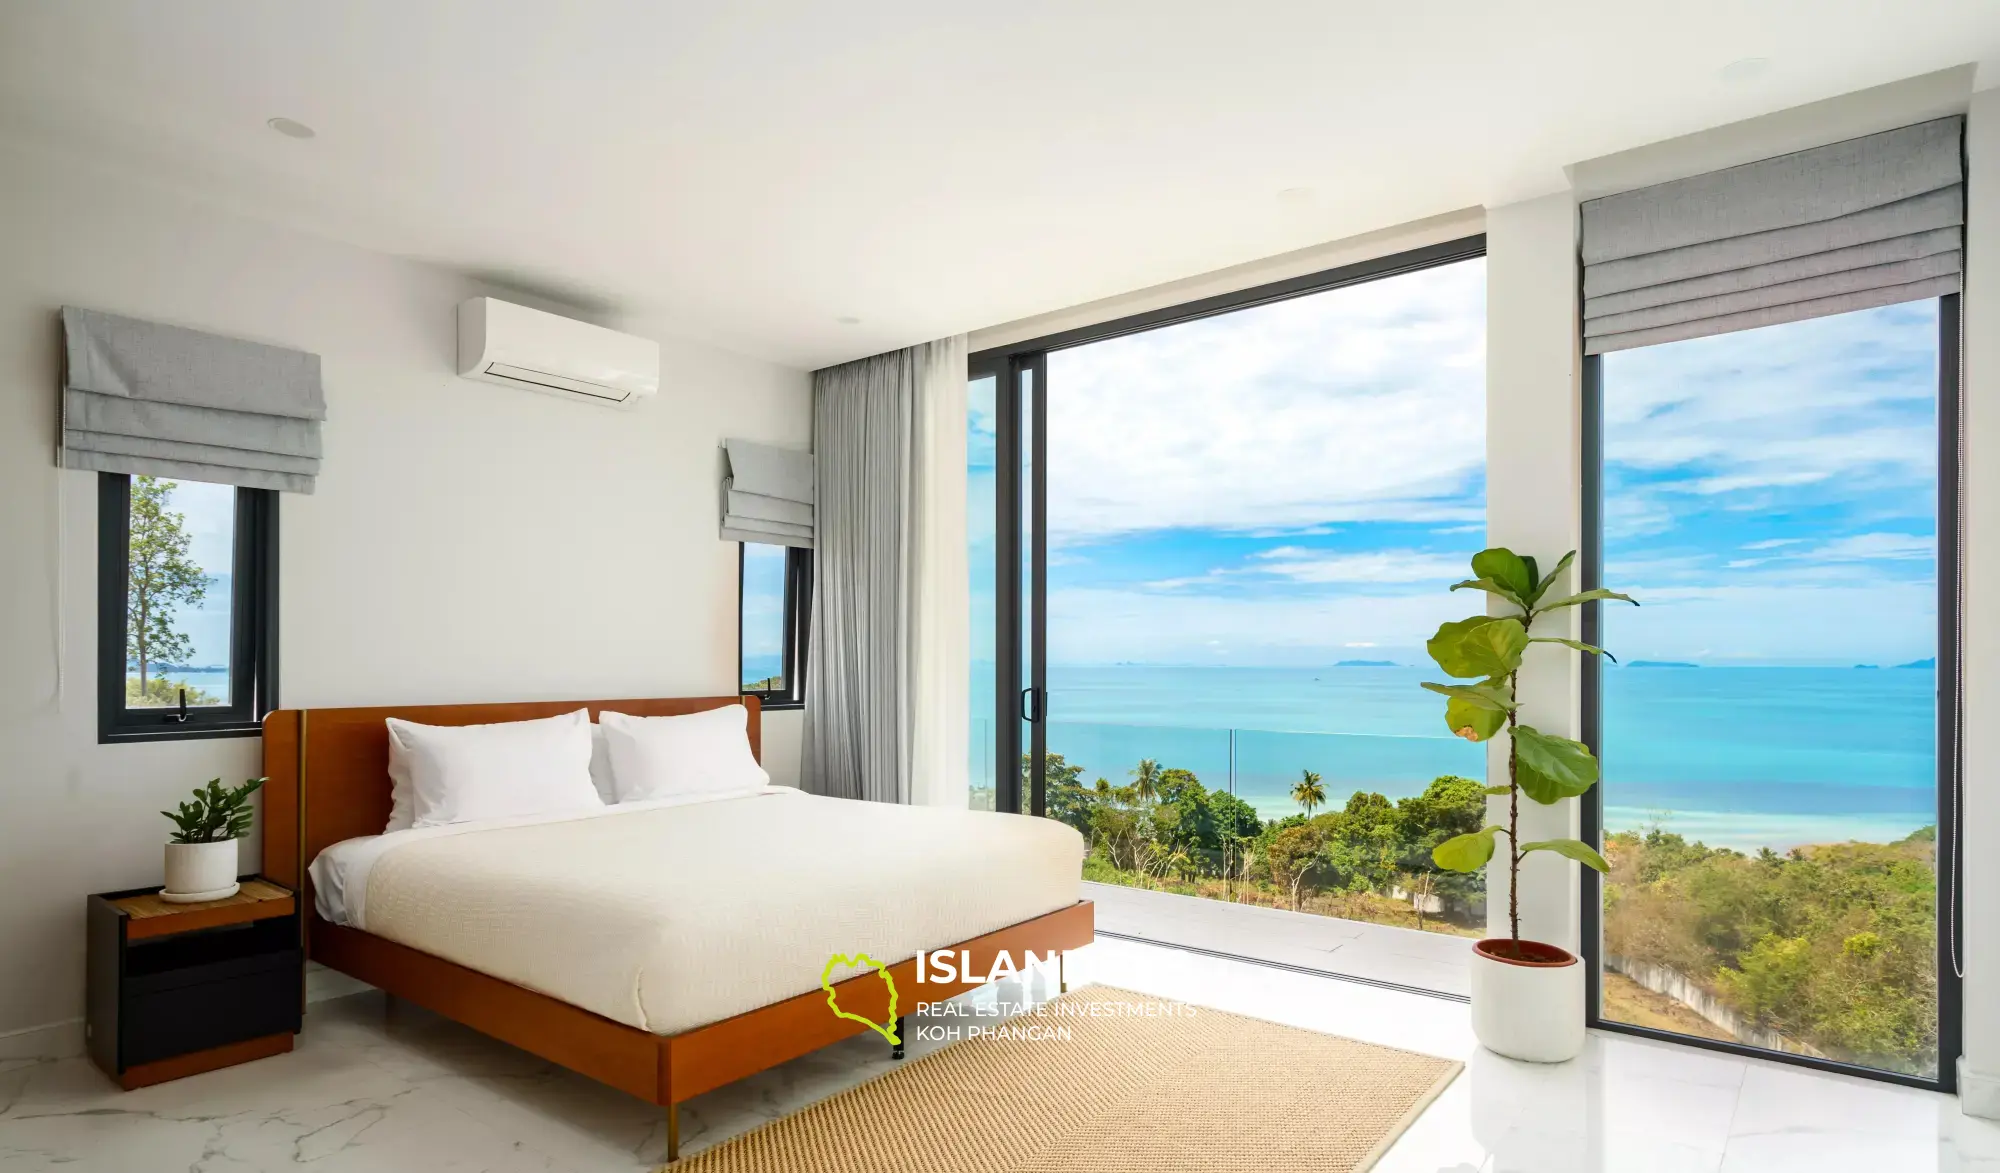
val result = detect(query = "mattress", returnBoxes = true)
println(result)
[309,787,1085,1035]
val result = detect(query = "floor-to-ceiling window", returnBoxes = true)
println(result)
[1589,299,1957,1082]
[972,240,1490,988]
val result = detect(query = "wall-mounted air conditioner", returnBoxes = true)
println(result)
[455,297,660,407]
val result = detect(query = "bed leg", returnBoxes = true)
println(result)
[1059,951,1067,995]
[891,1016,907,1060]
[664,1102,679,1163]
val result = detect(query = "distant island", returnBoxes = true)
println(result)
[1628,660,1698,668]
[1854,664,1879,670]
[1333,659,1398,667]
[1895,657,1936,669]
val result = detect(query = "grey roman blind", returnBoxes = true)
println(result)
[60,307,325,493]
[721,438,814,547]
[1581,116,1964,354]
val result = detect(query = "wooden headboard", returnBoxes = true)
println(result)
[261,696,761,900]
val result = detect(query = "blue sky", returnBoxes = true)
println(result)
[155,478,234,669]
[1600,300,1938,667]
[972,263,1941,669]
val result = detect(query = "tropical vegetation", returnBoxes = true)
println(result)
[1604,823,1938,1076]
[1042,751,1489,934]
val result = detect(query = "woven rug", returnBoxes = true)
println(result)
[670,984,1460,1173]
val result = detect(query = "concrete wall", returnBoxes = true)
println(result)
[0,141,811,1052]
[1481,193,1586,951]
[1958,85,2000,1118]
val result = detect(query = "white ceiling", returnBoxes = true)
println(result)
[1,2,1996,369]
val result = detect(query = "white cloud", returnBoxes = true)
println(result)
[1802,532,1934,562]
[1043,258,1485,540]
[1250,547,1470,584]
[1601,302,1938,514]
[1047,585,1470,665]
[1741,538,1803,550]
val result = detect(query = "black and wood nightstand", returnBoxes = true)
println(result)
[86,878,303,1089]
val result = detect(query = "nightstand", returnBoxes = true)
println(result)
[86,878,303,1089]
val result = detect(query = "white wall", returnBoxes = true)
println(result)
[1482,193,1586,950]
[1958,85,2000,1117]
[0,141,810,1044]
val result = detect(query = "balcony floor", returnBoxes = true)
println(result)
[1084,878,1475,996]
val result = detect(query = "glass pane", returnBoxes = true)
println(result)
[968,374,998,810]
[1599,302,1940,1078]
[1038,256,1488,991]
[125,476,234,708]
[740,544,789,692]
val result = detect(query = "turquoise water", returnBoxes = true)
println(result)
[970,663,1937,851]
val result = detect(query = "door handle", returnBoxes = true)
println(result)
[1021,687,1042,723]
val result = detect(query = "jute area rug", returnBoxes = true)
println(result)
[670,984,1461,1173]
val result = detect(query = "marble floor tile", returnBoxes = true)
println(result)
[0,935,1977,1172]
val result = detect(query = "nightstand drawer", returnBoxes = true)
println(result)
[122,949,302,1067]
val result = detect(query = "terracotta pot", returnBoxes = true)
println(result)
[162,840,241,903]
[1469,937,1585,1062]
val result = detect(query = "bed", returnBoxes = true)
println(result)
[261,695,1094,1163]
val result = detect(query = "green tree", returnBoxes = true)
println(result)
[126,476,207,695]
[1291,769,1326,816]
[1131,758,1163,804]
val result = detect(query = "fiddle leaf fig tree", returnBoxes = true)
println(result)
[1423,548,1637,951]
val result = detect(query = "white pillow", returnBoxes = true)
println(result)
[384,708,603,829]
[600,705,769,804]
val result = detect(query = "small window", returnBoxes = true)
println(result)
[739,543,810,710]
[98,473,278,742]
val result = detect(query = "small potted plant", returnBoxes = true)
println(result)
[160,777,266,903]
[1424,549,1634,1062]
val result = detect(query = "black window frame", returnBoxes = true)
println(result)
[1579,294,1963,1093]
[738,542,812,712]
[97,471,279,744]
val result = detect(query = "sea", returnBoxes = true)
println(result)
[967,663,1938,853]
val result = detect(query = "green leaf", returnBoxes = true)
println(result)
[1520,838,1610,872]
[1445,696,1507,742]
[1471,548,1534,598]
[1481,785,1513,795]
[1510,725,1600,803]
[1427,616,1527,679]
[1432,825,1506,872]
[1421,680,1516,712]
[1529,636,1617,663]
[1448,577,1527,610]
[1527,550,1575,605]
[1535,588,1638,613]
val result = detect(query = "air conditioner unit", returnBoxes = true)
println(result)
[456,297,660,407]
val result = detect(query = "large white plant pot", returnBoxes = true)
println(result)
[162,840,240,903]
[1469,937,1585,1063]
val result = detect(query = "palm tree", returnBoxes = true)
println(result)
[1292,769,1326,816]
[1131,759,1163,804]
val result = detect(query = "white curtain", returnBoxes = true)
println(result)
[801,335,968,806]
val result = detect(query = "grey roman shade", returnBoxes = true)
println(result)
[721,438,814,547]
[1581,117,1964,354]
[60,307,325,492]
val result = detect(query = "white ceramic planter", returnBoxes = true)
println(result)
[1469,937,1585,1062]
[162,840,240,903]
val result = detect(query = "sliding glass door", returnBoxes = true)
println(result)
[1584,298,1960,1086]
[972,240,1494,990]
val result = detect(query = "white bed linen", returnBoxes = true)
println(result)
[309,788,1084,1035]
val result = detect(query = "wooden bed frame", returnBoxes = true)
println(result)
[260,694,1094,1162]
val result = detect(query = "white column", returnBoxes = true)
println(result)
[1958,86,2000,1119]
[1483,192,1585,951]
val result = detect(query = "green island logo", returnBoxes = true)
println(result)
[821,953,900,1045]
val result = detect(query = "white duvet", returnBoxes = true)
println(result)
[310,788,1085,1035]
